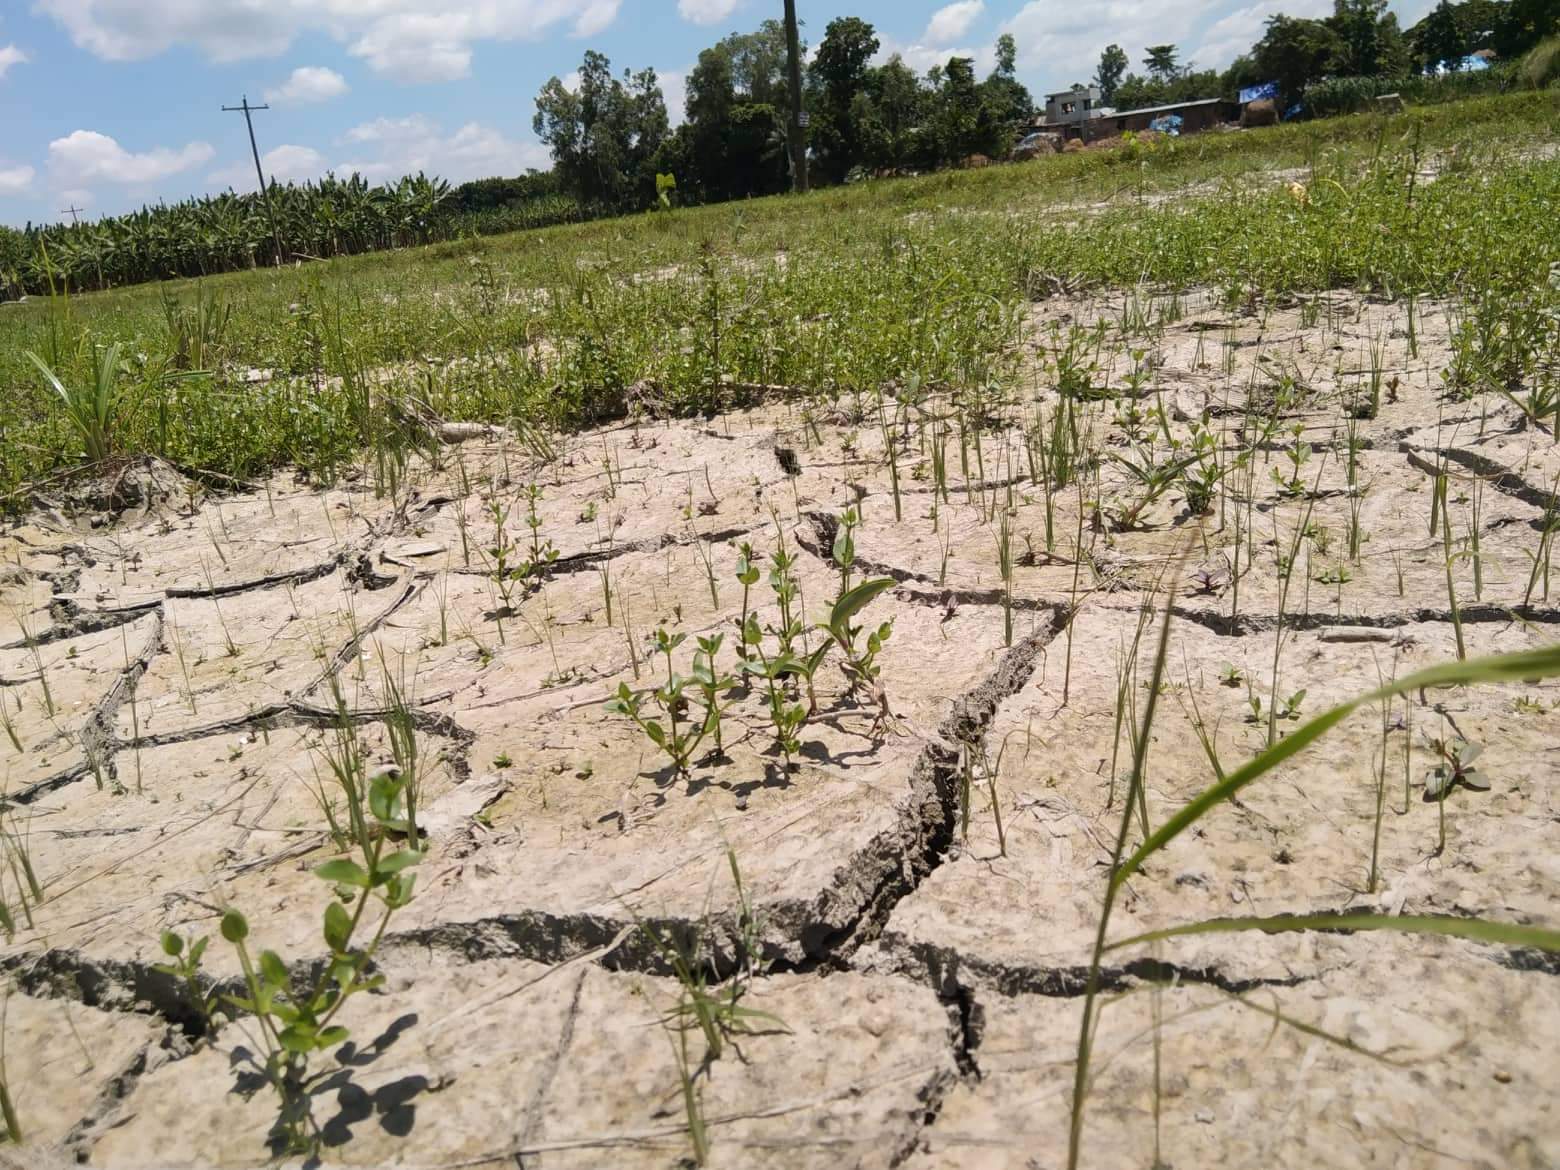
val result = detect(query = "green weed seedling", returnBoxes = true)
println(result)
[734,543,760,662]
[220,766,422,1156]
[1425,736,1488,853]
[816,577,896,733]
[689,635,738,759]
[738,615,824,770]
[605,628,720,777]
[155,930,220,1030]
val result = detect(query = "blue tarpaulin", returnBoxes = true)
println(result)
[1240,81,1279,104]
[1148,114,1183,135]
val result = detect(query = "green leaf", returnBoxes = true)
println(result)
[314,858,371,888]
[188,936,208,965]
[317,1025,350,1049]
[1105,911,1560,954]
[644,721,667,747]
[323,900,353,952]
[278,1024,320,1054]
[160,930,184,957]
[828,577,896,639]
[1112,643,1560,894]
[220,909,249,943]
[384,872,417,908]
[377,849,424,876]
[259,950,289,988]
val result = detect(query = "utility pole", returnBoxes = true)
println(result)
[60,204,83,225]
[782,0,809,193]
[222,95,286,265]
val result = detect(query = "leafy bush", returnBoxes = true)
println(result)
[1520,36,1560,89]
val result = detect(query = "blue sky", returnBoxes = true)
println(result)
[0,0,1438,227]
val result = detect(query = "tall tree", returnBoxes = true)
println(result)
[1493,0,1559,59]
[1254,15,1344,104]
[533,51,669,210]
[984,33,1035,126]
[809,17,881,182]
[1416,0,1470,70]
[1143,44,1180,80]
[1093,44,1129,104]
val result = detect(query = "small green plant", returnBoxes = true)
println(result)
[1424,737,1486,799]
[24,342,128,464]
[605,628,720,777]
[1271,425,1313,498]
[155,930,219,1029]
[220,766,422,1156]
[1246,688,1305,724]
[816,577,896,731]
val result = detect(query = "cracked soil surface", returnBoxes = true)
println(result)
[1,290,1557,1168]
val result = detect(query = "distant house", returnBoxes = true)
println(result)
[1108,97,1240,135]
[1034,92,1238,141]
[1042,86,1104,126]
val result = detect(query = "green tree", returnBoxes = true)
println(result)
[808,16,881,182]
[533,51,669,211]
[1093,43,1129,104]
[984,33,1035,126]
[1416,0,1470,70]
[855,55,928,171]
[1255,15,1344,104]
[1143,44,1180,80]
[1493,0,1559,59]
[1328,0,1408,76]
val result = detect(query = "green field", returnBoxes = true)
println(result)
[2,89,1555,499]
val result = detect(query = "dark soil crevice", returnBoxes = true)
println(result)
[1402,440,1557,513]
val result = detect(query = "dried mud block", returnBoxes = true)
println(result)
[0,990,163,1150]
[408,415,794,565]
[3,723,464,980]
[114,568,399,739]
[0,614,159,794]
[860,609,1560,990]
[902,939,1560,1170]
[67,487,389,605]
[83,962,954,1170]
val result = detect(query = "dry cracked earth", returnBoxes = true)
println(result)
[0,289,1557,1169]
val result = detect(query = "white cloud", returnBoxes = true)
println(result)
[573,0,621,37]
[208,143,327,190]
[33,0,625,82]
[875,36,994,78]
[1191,0,1328,69]
[1002,0,1223,93]
[264,65,348,105]
[0,43,29,79]
[47,130,214,185]
[0,164,35,195]
[338,115,550,183]
[676,0,739,26]
[350,15,473,82]
[660,69,688,127]
[926,1,984,46]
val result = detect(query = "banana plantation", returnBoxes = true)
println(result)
[0,172,578,299]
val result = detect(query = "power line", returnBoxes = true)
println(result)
[221,95,286,265]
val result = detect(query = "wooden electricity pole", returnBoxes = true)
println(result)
[783,0,809,193]
[60,204,83,225]
[222,96,286,265]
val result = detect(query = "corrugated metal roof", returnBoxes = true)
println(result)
[1111,97,1227,117]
